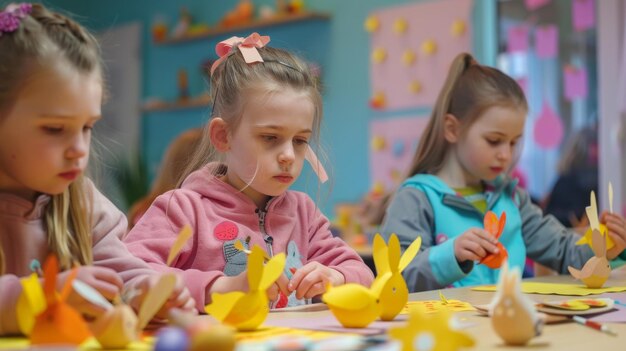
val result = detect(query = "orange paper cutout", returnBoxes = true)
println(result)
[479,211,508,269]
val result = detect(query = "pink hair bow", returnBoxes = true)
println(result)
[210,32,270,75]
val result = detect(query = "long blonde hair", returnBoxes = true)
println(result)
[178,44,324,187]
[404,52,527,178]
[0,3,103,272]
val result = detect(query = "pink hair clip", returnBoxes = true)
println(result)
[210,32,270,75]
[0,3,32,37]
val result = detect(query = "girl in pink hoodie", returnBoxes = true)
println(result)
[124,33,374,311]
[0,3,194,335]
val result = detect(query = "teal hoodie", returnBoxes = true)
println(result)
[380,174,625,292]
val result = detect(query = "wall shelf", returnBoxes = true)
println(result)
[154,12,331,45]
[143,96,211,112]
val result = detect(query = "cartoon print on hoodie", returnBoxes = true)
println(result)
[275,240,305,307]
[223,236,249,277]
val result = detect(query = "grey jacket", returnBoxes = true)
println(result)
[380,182,599,292]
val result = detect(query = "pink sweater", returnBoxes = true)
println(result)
[124,164,374,310]
[0,180,155,335]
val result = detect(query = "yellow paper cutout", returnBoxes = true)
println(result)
[372,48,387,63]
[389,306,475,351]
[579,191,615,250]
[451,20,466,36]
[137,274,177,330]
[364,15,379,32]
[205,245,286,331]
[409,80,422,94]
[322,283,381,328]
[401,300,475,314]
[16,273,46,335]
[372,182,386,197]
[473,282,626,295]
[402,50,416,66]
[393,18,408,34]
[167,225,193,266]
[421,39,437,55]
[569,228,611,288]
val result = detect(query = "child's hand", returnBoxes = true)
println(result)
[454,228,500,263]
[58,266,123,317]
[288,262,345,299]
[600,211,626,260]
[135,274,196,319]
[209,270,290,303]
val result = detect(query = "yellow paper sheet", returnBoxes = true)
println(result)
[0,336,152,350]
[401,300,475,314]
[236,326,350,343]
[472,282,626,295]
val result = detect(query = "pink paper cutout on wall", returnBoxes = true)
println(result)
[525,0,551,11]
[533,100,563,149]
[370,116,429,190]
[369,0,472,110]
[535,25,558,59]
[507,25,529,53]
[564,66,588,101]
[572,0,595,32]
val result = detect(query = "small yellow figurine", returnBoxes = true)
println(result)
[322,283,382,328]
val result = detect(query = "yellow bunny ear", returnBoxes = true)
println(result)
[587,191,600,231]
[373,233,390,275]
[246,245,267,290]
[399,236,421,273]
[590,229,607,258]
[388,234,401,273]
[257,253,286,292]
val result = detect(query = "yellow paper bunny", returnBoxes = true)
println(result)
[205,245,286,331]
[568,228,611,288]
[370,233,421,320]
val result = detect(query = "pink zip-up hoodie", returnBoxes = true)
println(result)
[0,179,156,336]
[124,164,374,311]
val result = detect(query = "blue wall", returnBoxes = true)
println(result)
[48,0,496,216]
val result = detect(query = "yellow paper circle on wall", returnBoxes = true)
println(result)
[409,80,422,94]
[364,16,380,32]
[372,48,387,63]
[371,136,386,151]
[421,40,437,55]
[402,50,416,66]
[393,18,408,34]
[451,20,466,36]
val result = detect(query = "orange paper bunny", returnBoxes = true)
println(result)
[30,254,91,346]
[479,211,508,269]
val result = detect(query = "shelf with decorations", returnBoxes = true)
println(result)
[153,11,331,46]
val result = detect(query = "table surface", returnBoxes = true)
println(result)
[263,266,626,349]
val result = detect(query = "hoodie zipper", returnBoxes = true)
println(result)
[257,208,274,258]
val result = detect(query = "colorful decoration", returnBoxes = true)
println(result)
[370,233,421,320]
[388,306,474,351]
[563,65,588,101]
[205,245,286,331]
[533,100,563,149]
[364,15,380,32]
[576,191,615,250]
[372,181,386,197]
[322,283,382,328]
[371,135,386,151]
[16,273,46,335]
[30,255,91,346]
[409,80,422,94]
[421,39,437,55]
[450,19,466,36]
[372,48,387,63]
[401,292,475,314]
[393,18,408,34]
[535,25,558,59]
[572,0,595,32]
[369,92,386,109]
[489,263,543,346]
[402,49,416,66]
[507,25,529,53]
[479,211,508,269]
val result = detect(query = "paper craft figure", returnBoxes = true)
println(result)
[370,233,421,320]
[91,226,190,348]
[401,291,475,314]
[322,283,382,328]
[205,245,286,331]
[16,273,46,335]
[389,306,474,351]
[30,255,91,346]
[576,190,615,250]
[479,211,508,268]
[489,263,542,346]
[568,228,611,288]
